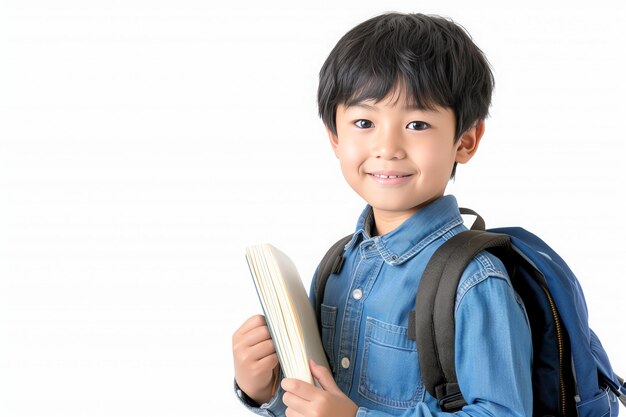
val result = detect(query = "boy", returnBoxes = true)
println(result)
[232,12,532,417]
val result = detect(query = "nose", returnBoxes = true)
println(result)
[371,127,406,160]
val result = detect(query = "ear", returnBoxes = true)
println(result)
[455,119,485,164]
[325,125,340,158]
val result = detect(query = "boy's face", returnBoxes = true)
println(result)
[326,88,483,232]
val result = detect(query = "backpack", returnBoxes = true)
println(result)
[314,208,626,417]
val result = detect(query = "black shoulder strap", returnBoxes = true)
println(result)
[414,230,512,411]
[459,207,485,231]
[315,234,353,332]
[407,207,485,339]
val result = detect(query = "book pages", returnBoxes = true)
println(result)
[245,244,330,385]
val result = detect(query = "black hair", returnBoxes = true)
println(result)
[317,12,494,176]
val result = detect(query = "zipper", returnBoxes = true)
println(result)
[542,285,567,416]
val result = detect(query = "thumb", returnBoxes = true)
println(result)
[309,359,340,394]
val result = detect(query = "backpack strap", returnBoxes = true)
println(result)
[406,207,485,340]
[314,234,353,333]
[413,230,512,412]
[459,207,486,231]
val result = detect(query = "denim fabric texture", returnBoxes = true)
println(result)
[238,195,533,416]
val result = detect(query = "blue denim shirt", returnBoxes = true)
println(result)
[237,195,533,416]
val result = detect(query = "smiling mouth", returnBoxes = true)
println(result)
[369,173,411,179]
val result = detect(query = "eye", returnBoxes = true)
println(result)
[354,119,374,129]
[407,121,430,131]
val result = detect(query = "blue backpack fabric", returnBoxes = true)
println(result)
[491,226,623,416]
[315,209,626,416]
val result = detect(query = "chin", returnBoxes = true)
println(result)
[369,202,420,213]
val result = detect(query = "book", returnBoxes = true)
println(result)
[245,244,330,385]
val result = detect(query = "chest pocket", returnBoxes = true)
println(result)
[358,316,425,409]
[320,304,337,372]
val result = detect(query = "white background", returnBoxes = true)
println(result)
[1,0,624,416]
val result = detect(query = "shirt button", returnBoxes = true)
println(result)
[352,289,363,300]
[341,357,350,369]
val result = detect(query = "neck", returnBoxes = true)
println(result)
[370,196,442,236]
[371,208,417,236]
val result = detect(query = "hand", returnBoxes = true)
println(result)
[281,359,358,417]
[232,315,280,405]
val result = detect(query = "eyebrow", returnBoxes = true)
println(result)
[348,103,378,111]
[346,102,429,112]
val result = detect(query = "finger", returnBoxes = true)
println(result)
[257,351,279,370]
[309,359,340,394]
[240,326,273,347]
[282,390,311,413]
[281,378,318,400]
[248,338,277,359]
[235,338,277,365]
[285,408,306,417]
[234,324,272,352]
[235,315,268,335]
[234,340,277,369]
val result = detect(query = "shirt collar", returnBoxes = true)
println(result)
[346,195,464,266]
